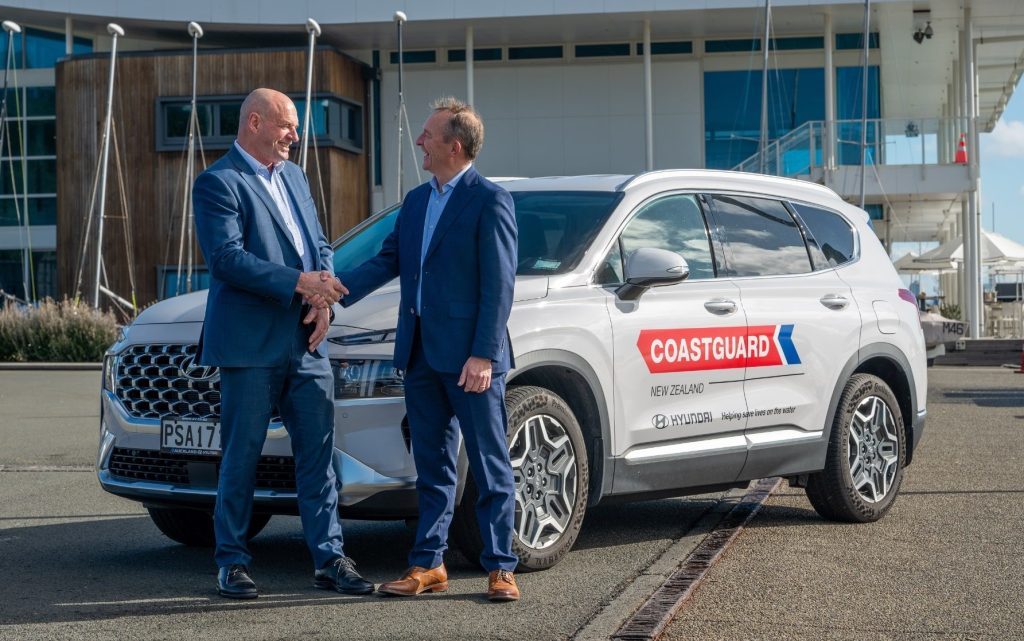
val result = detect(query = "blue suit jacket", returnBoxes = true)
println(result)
[341,166,517,374]
[192,146,333,367]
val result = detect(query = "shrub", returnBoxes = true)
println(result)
[939,303,961,321]
[0,298,119,362]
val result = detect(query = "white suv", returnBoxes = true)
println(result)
[97,170,927,570]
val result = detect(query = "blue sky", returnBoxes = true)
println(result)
[980,84,1024,245]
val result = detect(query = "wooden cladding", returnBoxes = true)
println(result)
[56,47,370,308]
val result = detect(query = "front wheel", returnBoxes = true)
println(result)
[805,374,906,522]
[451,385,590,572]
[147,507,271,546]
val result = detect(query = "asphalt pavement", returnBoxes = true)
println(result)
[1,367,1022,640]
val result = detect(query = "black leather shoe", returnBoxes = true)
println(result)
[218,564,258,599]
[314,557,374,595]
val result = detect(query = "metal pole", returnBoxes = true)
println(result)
[1,21,25,298]
[395,11,407,201]
[185,22,203,293]
[93,23,123,308]
[643,19,653,171]
[823,12,835,174]
[966,19,981,338]
[466,25,474,107]
[759,0,771,174]
[300,18,320,172]
[858,0,870,209]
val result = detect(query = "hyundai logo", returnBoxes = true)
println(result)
[179,354,220,383]
[652,414,668,429]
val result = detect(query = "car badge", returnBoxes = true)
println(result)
[179,354,220,383]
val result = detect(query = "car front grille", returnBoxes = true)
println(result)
[114,344,220,420]
[113,344,280,423]
[108,448,297,491]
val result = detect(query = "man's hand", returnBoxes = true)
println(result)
[458,356,493,394]
[303,304,331,352]
[296,270,348,307]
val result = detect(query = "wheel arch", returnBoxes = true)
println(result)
[508,349,612,504]
[825,343,920,466]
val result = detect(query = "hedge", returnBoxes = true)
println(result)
[0,298,119,362]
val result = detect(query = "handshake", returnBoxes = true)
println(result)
[297,270,349,308]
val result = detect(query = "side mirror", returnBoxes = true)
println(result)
[615,247,689,301]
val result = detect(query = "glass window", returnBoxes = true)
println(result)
[636,41,693,55]
[448,48,503,63]
[0,249,56,300]
[163,103,214,139]
[4,87,57,117]
[704,68,825,170]
[708,195,811,277]
[0,196,56,226]
[508,46,563,60]
[24,119,57,156]
[789,202,856,268]
[0,159,56,195]
[159,266,211,299]
[14,28,92,69]
[599,194,713,284]
[333,191,623,277]
[389,50,437,64]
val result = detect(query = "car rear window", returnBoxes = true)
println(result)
[789,201,856,268]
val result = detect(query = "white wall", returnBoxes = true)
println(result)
[378,59,702,203]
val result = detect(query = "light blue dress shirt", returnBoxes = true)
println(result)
[417,164,472,313]
[233,141,312,272]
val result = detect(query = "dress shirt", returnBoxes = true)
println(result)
[417,164,472,314]
[233,141,311,272]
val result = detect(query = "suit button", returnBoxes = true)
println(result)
[409,307,415,315]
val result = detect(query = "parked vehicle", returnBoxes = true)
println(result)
[98,170,927,570]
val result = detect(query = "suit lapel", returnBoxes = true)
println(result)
[424,167,480,262]
[281,167,319,256]
[227,148,300,250]
[404,186,429,264]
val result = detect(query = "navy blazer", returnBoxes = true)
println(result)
[341,166,517,374]
[193,146,334,367]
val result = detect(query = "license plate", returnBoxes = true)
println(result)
[160,418,221,455]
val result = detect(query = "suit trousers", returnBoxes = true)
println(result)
[214,322,344,569]
[403,322,518,572]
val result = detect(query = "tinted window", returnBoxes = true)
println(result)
[708,195,811,277]
[333,191,623,277]
[598,194,714,284]
[790,202,856,268]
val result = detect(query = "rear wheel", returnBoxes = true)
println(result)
[806,374,906,522]
[451,385,590,572]
[147,507,271,547]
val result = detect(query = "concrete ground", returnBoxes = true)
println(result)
[1,367,1021,640]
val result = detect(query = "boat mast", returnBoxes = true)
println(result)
[859,0,870,208]
[758,0,771,174]
[93,23,124,307]
[299,18,321,172]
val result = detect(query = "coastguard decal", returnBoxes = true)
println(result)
[637,324,800,373]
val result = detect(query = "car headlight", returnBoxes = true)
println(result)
[330,359,404,399]
[103,352,119,392]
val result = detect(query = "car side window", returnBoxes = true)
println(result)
[596,194,714,285]
[789,201,856,268]
[707,194,812,277]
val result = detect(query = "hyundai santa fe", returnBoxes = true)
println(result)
[98,169,927,570]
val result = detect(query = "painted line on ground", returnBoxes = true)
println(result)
[0,465,93,472]
[610,477,781,641]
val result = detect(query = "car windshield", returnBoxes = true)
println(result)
[332,190,623,276]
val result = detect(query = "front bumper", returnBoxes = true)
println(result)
[97,389,420,519]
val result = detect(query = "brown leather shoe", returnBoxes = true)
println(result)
[487,569,520,602]
[376,564,448,596]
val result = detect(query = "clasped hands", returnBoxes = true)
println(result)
[296,271,349,352]
[297,270,348,308]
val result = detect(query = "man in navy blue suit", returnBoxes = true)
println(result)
[193,88,373,599]
[339,97,520,601]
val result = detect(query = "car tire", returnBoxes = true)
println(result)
[451,385,590,572]
[147,507,271,547]
[805,373,906,523]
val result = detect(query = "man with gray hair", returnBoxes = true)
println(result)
[339,96,521,601]
[193,88,372,599]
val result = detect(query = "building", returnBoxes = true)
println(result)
[0,0,1021,336]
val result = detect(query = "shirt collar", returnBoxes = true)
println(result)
[234,140,283,176]
[430,164,472,196]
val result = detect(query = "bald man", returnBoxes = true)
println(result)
[193,88,372,599]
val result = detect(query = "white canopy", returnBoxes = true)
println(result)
[917,230,1024,265]
[892,251,957,273]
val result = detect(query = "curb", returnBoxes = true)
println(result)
[0,362,102,371]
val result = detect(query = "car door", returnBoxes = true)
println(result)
[704,194,862,479]
[601,193,749,494]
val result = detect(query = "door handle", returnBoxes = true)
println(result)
[819,294,849,310]
[704,298,737,315]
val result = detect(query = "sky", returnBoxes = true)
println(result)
[980,84,1024,246]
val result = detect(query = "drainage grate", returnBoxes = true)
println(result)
[612,477,781,641]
